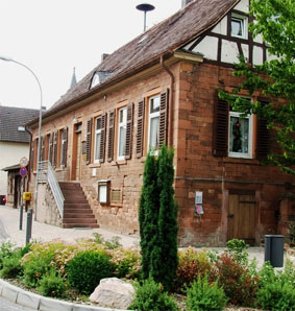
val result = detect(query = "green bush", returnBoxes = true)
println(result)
[226,239,248,265]
[21,242,65,287]
[0,249,23,279]
[186,276,227,311]
[111,247,141,279]
[37,269,66,298]
[129,278,179,311]
[0,242,14,270]
[66,250,114,295]
[256,262,295,310]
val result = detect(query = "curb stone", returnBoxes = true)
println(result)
[0,279,129,311]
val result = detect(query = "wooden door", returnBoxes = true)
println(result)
[71,123,82,181]
[227,193,256,245]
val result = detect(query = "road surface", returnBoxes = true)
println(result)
[0,296,34,311]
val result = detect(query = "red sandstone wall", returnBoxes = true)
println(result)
[29,59,294,246]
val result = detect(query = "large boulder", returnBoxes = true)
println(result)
[89,277,135,310]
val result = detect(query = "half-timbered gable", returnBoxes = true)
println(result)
[27,0,294,246]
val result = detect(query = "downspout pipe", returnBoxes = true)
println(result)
[160,54,175,147]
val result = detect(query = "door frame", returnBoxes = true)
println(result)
[71,122,82,181]
[226,189,257,245]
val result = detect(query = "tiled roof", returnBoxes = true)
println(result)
[33,0,239,123]
[0,106,39,143]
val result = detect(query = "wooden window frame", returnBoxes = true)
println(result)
[230,12,248,39]
[147,94,161,152]
[228,111,254,159]
[117,106,128,161]
[94,116,103,163]
[98,180,110,205]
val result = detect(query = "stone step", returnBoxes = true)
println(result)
[59,181,98,228]
[63,212,94,218]
[63,223,99,228]
[63,218,98,224]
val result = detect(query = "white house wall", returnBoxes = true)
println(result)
[0,141,29,196]
[234,0,249,13]
[195,36,219,61]
[253,46,264,65]
[211,17,227,36]
[182,0,271,66]
[221,40,240,64]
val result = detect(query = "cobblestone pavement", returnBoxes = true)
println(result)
[0,296,34,311]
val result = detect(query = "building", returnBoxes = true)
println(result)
[0,106,39,207]
[27,0,295,245]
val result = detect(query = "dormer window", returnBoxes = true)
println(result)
[231,13,247,39]
[18,126,25,132]
[90,72,100,89]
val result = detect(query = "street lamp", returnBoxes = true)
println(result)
[0,56,43,221]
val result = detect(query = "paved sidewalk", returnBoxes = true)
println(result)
[0,205,139,248]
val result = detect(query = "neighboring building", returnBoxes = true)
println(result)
[27,0,295,245]
[0,106,39,207]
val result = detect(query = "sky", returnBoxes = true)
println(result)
[0,0,181,111]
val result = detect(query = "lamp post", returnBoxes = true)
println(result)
[0,56,43,222]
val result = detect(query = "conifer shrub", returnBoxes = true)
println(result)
[186,276,227,311]
[129,278,179,311]
[139,145,178,290]
[66,250,114,294]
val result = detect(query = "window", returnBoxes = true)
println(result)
[228,111,253,158]
[148,95,160,150]
[60,128,68,167]
[117,107,127,160]
[231,13,247,39]
[213,99,270,160]
[90,72,100,89]
[136,90,169,158]
[94,117,102,163]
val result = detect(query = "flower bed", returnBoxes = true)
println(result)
[1,237,295,310]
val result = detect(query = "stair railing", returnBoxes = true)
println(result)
[38,161,64,217]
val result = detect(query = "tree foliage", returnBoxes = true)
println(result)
[220,0,295,175]
[139,146,178,290]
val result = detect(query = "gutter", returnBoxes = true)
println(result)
[160,54,175,147]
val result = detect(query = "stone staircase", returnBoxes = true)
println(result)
[59,182,98,228]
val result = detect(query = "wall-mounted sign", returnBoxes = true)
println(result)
[195,191,204,216]
[19,167,28,178]
[195,191,203,204]
[19,156,29,168]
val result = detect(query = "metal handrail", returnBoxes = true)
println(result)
[38,161,64,217]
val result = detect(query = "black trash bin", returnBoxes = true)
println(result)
[264,235,284,267]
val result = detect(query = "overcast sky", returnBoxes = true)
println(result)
[0,0,181,110]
